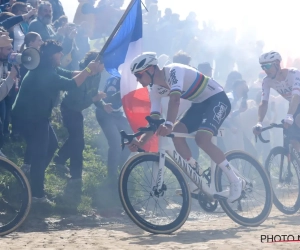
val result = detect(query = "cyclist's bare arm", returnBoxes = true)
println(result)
[258,100,268,123]
[166,93,181,124]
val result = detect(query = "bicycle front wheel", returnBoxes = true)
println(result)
[265,146,300,214]
[216,150,272,227]
[0,157,31,236]
[119,153,191,234]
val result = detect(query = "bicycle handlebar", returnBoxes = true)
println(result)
[255,122,284,143]
[120,116,173,152]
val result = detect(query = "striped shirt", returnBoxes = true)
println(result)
[150,63,223,116]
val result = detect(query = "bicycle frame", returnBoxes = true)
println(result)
[151,128,237,199]
[258,123,295,183]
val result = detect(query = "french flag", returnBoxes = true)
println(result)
[102,0,158,152]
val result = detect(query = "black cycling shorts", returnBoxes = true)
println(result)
[179,91,231,136]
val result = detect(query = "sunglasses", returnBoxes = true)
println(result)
[134,71,144,79]
[261,63,273,70]
[134,67,151,79]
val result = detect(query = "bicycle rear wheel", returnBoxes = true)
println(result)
[265,146,300,214]
[0,157,31,236]
[216,150,272,227]
[119,153,191,234]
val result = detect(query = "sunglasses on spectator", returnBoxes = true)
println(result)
[261,63,273,70]
[134,67,150,79]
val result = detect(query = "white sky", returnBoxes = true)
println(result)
[61,0,300,59]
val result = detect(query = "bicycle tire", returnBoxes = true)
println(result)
[265,146,300,214]
[215,150,272,227]
[0,157,31,236]
[119,153,191,234]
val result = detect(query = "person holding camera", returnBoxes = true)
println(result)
[11,40,103,203]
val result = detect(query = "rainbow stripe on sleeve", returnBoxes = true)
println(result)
[181,73,209,100]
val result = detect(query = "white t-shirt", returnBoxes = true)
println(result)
[150,63,223,116]
[262,68,300,102]
[13,25,25,52]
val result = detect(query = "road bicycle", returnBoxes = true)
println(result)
[118,116,273,234]
[257,122,300,214]
[0,156,31,236]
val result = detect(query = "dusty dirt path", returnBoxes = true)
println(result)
[2,206,300,250]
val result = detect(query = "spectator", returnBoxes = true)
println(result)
[198,62,213,77]
[61,22,80,70]
[0,7,36,31]
[11,2,28,50]
[0,28,18,157]
[11,40,103,202]
[54,51,105,181]
[15,32,43,168]
[46,0,65,22]
[27,0,39,9]
[224,70,243,92]
[95,74,132,187]
[0,0,16,12]
[52,14,67,31]
[73,0,95,39]
[173,50,191,65]
[28,1,64,41]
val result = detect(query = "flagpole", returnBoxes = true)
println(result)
[95,0,139,61]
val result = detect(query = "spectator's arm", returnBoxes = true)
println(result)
[56,67,74,79]
[0,76,15,102]
[61,36,73,55]
[0,15,23,31]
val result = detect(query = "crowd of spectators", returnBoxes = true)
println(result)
[0,0,292,208]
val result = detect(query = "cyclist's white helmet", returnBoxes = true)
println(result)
[259,51,282,64]
[130,52,158,74]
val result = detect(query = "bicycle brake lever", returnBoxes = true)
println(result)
[120,130,135,150]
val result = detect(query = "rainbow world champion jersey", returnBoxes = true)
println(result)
[150,63,224,116]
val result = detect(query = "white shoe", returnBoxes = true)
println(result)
[227,178,244,203]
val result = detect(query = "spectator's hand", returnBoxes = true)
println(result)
[92,91,106,102]
[87,60,104,75]
[23,8,37,22]
[103,103,113,113]
[9,66,18,80]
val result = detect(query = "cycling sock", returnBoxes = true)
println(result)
[218,159,239,183]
